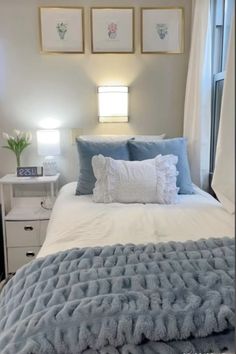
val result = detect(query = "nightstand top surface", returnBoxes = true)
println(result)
[0,173,60,184]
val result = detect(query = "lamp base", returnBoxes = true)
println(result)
[43,157,58,176]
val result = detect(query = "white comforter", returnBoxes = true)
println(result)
[38,182,234,258]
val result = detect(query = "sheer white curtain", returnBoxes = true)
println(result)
[183,0,212,190]
[212,16,235,214]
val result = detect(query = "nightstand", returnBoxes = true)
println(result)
[0,174,60,275]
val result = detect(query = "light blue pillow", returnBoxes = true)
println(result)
[76,139,130,195]
[128,138,194,194]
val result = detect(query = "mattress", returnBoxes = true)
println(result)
[38,182,234,259]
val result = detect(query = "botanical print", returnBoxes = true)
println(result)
[92,8,133,52]
[56,22,68,40]
[156,23,168,40]
[107,22,118,39]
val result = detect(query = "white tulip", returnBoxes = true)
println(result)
[2,132,10,140]
[25,132,32,143]
[14,129,21,137]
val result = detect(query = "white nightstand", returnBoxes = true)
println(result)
[0,174,60,275]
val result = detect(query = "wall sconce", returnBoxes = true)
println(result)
[98,86,129,123]
[37,130,60,176]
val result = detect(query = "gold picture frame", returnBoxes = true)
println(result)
[141,7,184,54]
[91,7,135,54]
[39,7,84,54]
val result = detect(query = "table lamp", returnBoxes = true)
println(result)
[37,130,60,176]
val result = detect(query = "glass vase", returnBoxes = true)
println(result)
[16,154,21,168]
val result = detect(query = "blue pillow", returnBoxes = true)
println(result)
[76,139,130,195]
[128,138,194,194]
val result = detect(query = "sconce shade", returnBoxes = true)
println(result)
[37,130,60,156]
[98,86,128,122]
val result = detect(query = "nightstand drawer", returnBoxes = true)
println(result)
[6,221,40,247]
[7,247,40,273]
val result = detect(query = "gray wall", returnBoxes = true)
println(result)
[0,0,192,184]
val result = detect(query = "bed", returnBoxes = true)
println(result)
[0,134,234,353]
[0,181,234,353]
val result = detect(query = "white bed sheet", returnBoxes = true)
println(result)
[38,182,234,258]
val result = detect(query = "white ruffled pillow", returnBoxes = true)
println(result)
[92,154,179,204]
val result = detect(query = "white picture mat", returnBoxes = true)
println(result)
[142,9,183,53]
[92,9,133,52]
[40,8,83,52]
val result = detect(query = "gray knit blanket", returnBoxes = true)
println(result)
[0,237,234,354]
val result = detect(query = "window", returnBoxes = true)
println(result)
[209,0,234,188]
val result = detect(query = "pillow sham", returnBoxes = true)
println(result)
[79,134,165,142]
[127,138,194,194]
[133,134,165,141]
[79,135,133,142]
[92,154,179,204]
[75,139,130,195]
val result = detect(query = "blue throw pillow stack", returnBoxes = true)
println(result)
[75,137,194,196]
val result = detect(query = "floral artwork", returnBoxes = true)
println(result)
[56,22,67,40]
[156,23,168,40]
[40,7,84,53]
[141,8,184,53]
[107,22,118,39]
[91,8,133,53]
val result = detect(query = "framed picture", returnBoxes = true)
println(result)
[39,7,84,53]
[141,8,184,54]
[91,8,134,53]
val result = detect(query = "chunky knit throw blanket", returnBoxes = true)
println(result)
[0,237,234,354]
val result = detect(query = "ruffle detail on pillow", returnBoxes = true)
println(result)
[154,155,179,204]
[92,155,111,203]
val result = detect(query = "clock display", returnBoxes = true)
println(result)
[17,167,43,177]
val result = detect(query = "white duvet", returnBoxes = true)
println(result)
[38,182,234,258]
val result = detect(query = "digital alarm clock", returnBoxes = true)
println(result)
[17,166,43,177]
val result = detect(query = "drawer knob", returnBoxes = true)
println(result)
[24,226,33,231]
[26,251,35,257]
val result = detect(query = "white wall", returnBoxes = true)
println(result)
[0,0,192,184]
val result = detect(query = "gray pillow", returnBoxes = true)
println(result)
[128,138,194,194]
[76,139,130,195]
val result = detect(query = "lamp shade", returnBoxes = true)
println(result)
[98,86,128,122]
[37,130,60,156]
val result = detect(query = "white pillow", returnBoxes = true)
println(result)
[133,134,165,141]
[92,154,179,204]
[79,134,165,142]
[79,135,133,142]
